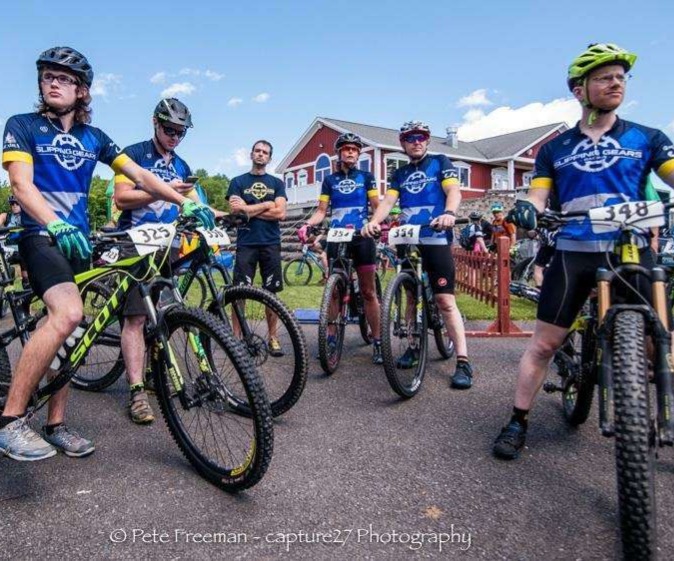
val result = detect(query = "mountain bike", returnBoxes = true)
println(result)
[375,241,398,282]
[71,215,308,419]
[379,223,463,398]
[283,243,327,286]
[540,201,674,558]
[0,223,273,491]
[314,226,382,375]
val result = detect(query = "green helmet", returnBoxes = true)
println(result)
[491,202,504,213]
[390,205,402,215]
[567,43,637,91]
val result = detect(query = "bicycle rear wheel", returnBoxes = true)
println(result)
[153,306,273,492]
[211,284,308,417]
[433,316,455,360]
[612,310,656,559]
[70,280,125,392]
[380,272,428,398]
[283,258,313,286]
[318,274,347,375]
[553,326,594,425]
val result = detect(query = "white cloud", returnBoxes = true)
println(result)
[90,73,122,97]
[161,82,196,98]
[204,70,224,81]
[457,88,493,108]
[179,68,201,76]
[252,92,270,103]
[215,148,250,175]
[457,98,581,141]
[150,72,167,84]
[227,97,243,107]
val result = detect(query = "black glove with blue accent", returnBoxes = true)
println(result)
[506,200,538,231]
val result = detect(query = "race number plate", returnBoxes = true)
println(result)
[327,228,355,243]
[196,227,230,246]
[126,224,176,256]
[389,225,421,245]
[588,201,664,233]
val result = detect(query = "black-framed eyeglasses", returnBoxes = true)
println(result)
[40,72,79,86]
[159,123,187,139]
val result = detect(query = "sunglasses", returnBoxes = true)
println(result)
[160,124,187,139]
[402,133,429,144]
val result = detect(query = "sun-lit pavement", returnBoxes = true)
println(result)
[1,321,673,560]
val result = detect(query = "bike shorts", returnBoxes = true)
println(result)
[396,244,455,295]
[534,244,555,268]
[19,234,90,299]
[234,244,283,293]
[327,237,376,272]
[537,249,669,329]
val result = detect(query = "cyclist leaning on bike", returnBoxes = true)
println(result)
[362,121,474,389]
[493,42,674,460]
[114,98,215,425]
[0,46,215,462]
[298,133,384,364]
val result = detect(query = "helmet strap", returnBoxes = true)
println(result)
[153,131,173,156]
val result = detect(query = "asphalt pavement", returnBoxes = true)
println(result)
[2,322,674,560]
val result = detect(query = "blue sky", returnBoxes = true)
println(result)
[1,0,673,184]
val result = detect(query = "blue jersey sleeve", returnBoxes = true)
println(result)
[2,115,34,168]
[438,155,459,187]
[531,142,554,190]
[365,172,378,198]
[388,168,401,197]
[94,128,128,172]
[651,129,674,179]
[319,178,331,203]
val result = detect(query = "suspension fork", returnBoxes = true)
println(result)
[596,269,614,437]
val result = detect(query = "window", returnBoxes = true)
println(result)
[315,154,331,184]
[284,173,294,190]
[358,154,372,172]
[522,171,534,187]
[385,155,409,186]
[298,169,308,187]
[491,167,509,190]
[453,161,471,187]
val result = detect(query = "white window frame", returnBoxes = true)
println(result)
[453,161,471,188]
[358,153,372,172]
[491,167,509,190]
[314,153,332,185]
[284,172,294,190]
[384,154,410,186]
[297,169,308,187]
[522,171,534,187]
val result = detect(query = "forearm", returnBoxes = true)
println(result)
[12,180,59,226]
[527,188,550,213]
[257,207,286,220]
[369,194,397,225]
[114,184,159,210]
[306,204,327,227]
[443,185,461,213]
[241,201,274,217]
[121,163,187,207]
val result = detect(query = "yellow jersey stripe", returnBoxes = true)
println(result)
[2,151,33,168]
[657,159,674,179]
[318,194,330,203]
[367,189,379,198]
[441,178,459,188]
[386,189,399,198]
[110,153,131,174]
[530,177,553,189]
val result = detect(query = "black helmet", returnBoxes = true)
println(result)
[154,98,193,128]
[8,195,17,204]
[36,46,94,87]
[469,211,482,220]
[335,132,363,152]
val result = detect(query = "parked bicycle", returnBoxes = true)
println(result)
[283,243,327,286]
[375,241,398,282]
[539,201,673,558]
[0,223,274,491]
[379,223,462,398]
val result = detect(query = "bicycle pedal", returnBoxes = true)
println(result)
[542,382,561,393]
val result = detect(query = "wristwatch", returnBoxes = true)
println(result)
[443,210,456,216]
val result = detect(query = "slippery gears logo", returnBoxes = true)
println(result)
[335,179,358,194]
[554,137,643,173]
[402,171,433,194]
[244,182,273,200]
[36,134,97,171]
[151,158,180,182]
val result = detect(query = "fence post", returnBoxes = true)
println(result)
[483,237,524,335]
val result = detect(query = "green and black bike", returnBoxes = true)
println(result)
[0,223,273,492]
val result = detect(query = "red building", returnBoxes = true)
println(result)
[275,117,567,209]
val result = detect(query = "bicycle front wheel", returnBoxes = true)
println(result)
[213,284,308,417]
[153,306,273,492]
[283,258,313,286]
[318,274,347,375]
[71,280,125,392]
[612,310,656,559]
[381,272,428,398]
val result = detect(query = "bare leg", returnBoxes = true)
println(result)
[357,268,380,340]
[434,293,468,357]
[121,315,146,386]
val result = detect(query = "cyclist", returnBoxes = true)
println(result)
[489,202,516,249]
[0,195,29,289]
[493,43,674,460]
[0,46,214,461]
[114,98,210,425]
[463,211,489,253]
[362,121,473,389]
[227,140,287,357]
[298,132,383,364]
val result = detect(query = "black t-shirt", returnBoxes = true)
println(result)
[227,172,287,246]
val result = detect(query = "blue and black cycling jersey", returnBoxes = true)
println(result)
[115,139,192,230]
[388,154,459,245]
[319,167,378,229]
[2,113,129,236]
[531,118,674,252]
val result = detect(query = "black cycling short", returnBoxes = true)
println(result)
[534,244,555,268]
[327,237,376,270]
[537,248,665,328]
[234,244,283,293]
[19,234,90,299]
[395,244,455,295]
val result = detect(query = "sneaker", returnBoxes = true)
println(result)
[493,421,527,460]
[143,371,156,394]
[450,361,473,389]
[129,391,155,424]
[42,424,95,458]
[396,347,419,369]
[372,342,383,365]
[0,419,57,461]
[268,337,284,358]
